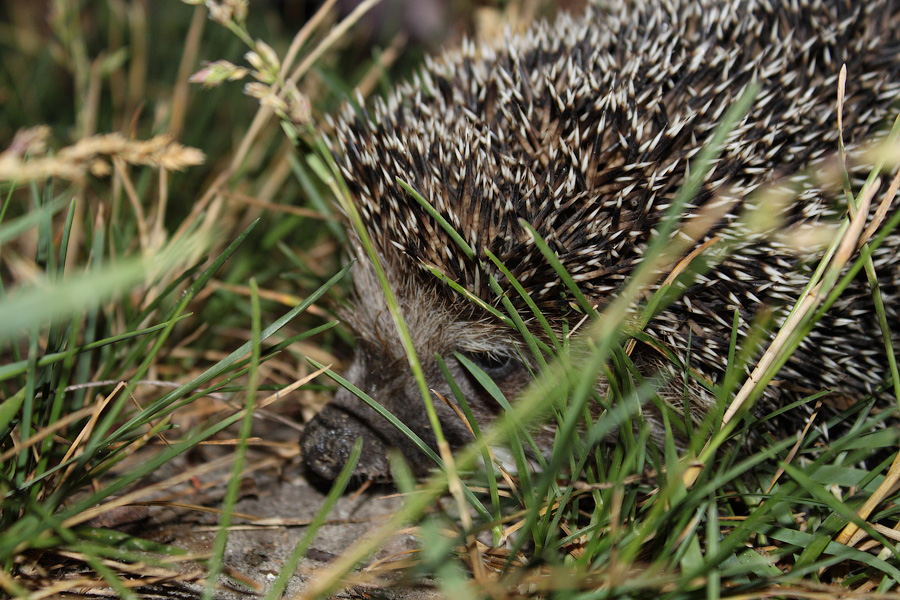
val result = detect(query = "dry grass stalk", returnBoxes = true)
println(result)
[0,128,205,183]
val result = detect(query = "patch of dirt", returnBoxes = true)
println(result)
[78,422,445,599]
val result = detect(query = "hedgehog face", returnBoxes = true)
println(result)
[301,250,532,480]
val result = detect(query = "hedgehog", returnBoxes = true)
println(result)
[300,0,900,481]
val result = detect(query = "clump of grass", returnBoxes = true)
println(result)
[4,0,900,598]
[0,0,366,595]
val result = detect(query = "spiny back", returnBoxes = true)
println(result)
[331,0,900,393]
[304,0,900,480]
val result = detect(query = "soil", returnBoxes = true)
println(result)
[76,411,448,600]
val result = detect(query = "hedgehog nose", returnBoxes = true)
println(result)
[300,404,391,481]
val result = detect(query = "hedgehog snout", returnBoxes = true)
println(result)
[300,342,455,480]
[301,347,431,480]
[301,333,530,480]
[299,396,393,481]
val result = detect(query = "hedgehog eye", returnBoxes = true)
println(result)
[466,352,516,377]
